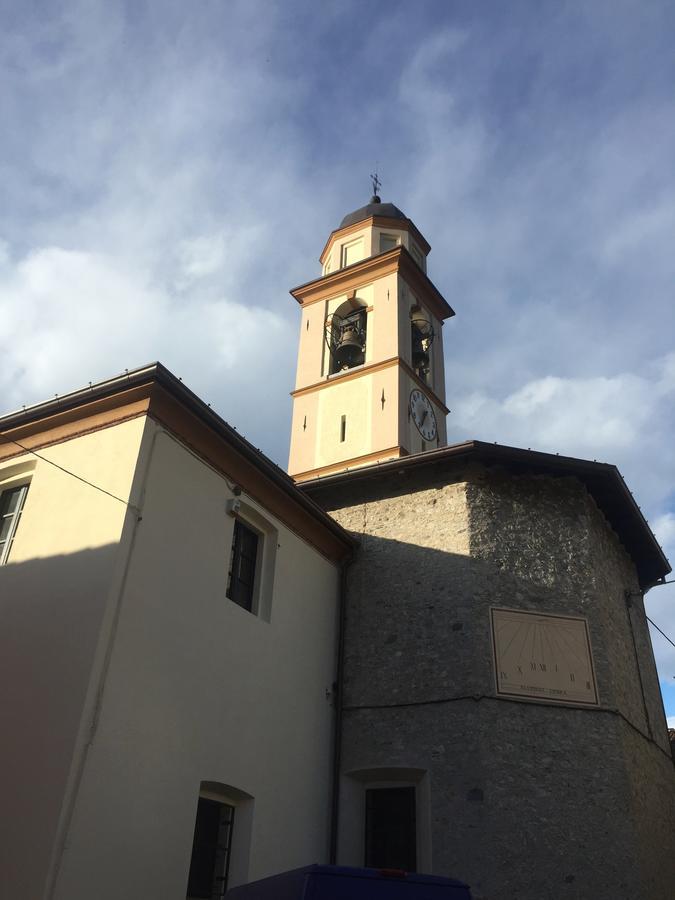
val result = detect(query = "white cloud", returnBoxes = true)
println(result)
[0,245,292,449]
[450,361,675,464]
[653,514,675,553]
[1,0,675,693]
[177,233,229,282]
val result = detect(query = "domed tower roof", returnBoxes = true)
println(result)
[339,196,408,229]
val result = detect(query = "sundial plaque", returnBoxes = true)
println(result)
[491,607,599,706]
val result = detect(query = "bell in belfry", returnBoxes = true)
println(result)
[411,317,434,372]
[331,311,366,371]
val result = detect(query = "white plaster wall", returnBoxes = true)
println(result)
[368,273,399,363]
[52,422,341,899]
[317,377,372,467]
[294,299,328,390]
[288,390,320,476]
[0,417,147,900]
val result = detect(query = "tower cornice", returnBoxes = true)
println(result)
[290,246,455,323]
[290,354,450,415]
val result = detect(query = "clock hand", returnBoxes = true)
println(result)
[420,409,428,425]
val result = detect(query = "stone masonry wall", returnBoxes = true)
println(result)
[312,462,675,900]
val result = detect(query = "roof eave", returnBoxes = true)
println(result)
[0,363,357,560]
[291,247,455,321]
[299,440,670,589]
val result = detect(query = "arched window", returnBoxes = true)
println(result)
[186,782,254,898]
[410,306,434,385]
[326,299,368,375]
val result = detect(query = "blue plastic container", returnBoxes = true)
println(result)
[226,864,472,899]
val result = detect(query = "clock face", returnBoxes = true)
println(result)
[491,608,599,706]
[409,389,437,441]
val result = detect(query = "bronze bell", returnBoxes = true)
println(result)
[411,319,433,371]
[411,334,429,370]
[333,320,365,370]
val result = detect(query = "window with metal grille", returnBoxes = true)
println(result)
[0,484,29,565]
[365,786,417,872]
[186,797,235,899]
[226,519,259,613]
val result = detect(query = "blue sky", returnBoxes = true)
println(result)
[2,0,675,712]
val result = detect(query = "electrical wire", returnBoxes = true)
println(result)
[647,616,675,651]
[1,434,140,514]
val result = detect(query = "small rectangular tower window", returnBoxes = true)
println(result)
[365,786,417,872]
[0,484,29,565]
[340,415,346,442]
[227,519,259,613]
[341,238,364,268]
[379,233,399,253]
[410,242,425,271]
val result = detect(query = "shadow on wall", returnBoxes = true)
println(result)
[0,544,118,900]
[339,518,666,729]
[337,527,675,899]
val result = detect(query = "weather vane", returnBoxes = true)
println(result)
[370,168,381,199]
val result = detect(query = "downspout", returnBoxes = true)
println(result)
[329,553,352,864]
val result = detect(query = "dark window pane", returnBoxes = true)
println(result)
[365,786,417,872]
[0,487,22,516]
[226,520,259,612]
[187,798,221,898]
[238,555,255,584]
[187,798,235,899]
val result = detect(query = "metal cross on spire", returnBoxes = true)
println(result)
[370,169,382,200]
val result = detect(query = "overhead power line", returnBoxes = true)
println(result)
[1,434,140,514]
[647,616,675,651]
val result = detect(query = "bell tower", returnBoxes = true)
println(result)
[288,193,454,482]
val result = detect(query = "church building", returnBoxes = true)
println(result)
[1,194,674,900]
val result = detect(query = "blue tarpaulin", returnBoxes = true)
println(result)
[226,865,472,899]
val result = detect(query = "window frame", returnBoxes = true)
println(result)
[186,796,235,899]
[338,768,431,873]
[410,242,426,272]
[0,482,30,566]
[186,782,255,898]
[226,518,261,614]
[379,232,400,254]
[225,500,278,622]
[340,237,365,269]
